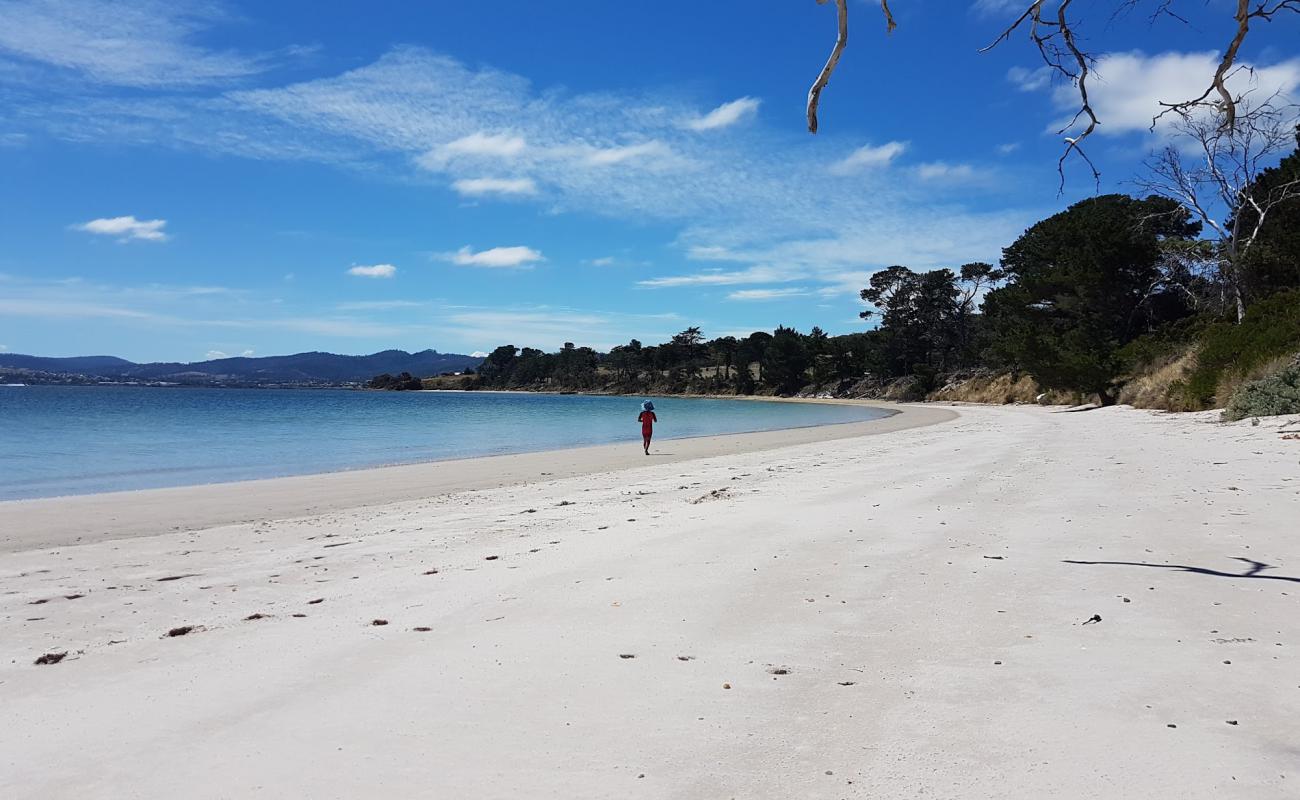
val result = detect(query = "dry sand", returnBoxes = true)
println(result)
[1,403,1298,799]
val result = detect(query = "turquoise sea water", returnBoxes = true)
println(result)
[0,386,889,500]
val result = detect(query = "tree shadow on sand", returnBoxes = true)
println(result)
[1063,556,1299,584]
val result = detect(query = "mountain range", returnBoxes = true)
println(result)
[0,349,484,386]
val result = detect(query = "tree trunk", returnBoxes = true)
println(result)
[1097,387,1117,407]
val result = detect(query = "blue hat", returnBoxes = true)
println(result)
[642,400,654,411]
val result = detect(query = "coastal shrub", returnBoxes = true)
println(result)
[1222,363,1300,421]
[1181,290,1300,409]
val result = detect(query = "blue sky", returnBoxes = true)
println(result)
[1,0,1297,361]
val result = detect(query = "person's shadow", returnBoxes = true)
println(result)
[1063,556,1299,583]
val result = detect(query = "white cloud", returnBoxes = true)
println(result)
[205,350,227,359]
[336,300,427,311]
[582,140,673,166]
[916,161,978,181]
[1007,65,1052,92]
[74,215,168,242]
[726,288,811,301]
[973,0,1027,16]
[589,257,616,267]
[445,307,681,352]
[0,343,8,351]
[685,96,760,131]
[0,276,411,339]
[829,141,908,174]
[1036,51,1300,137]
[27,46,1039,302]
[420,131,526,168]
[638,265,803,288]
[0,0,268,87]
[997,142,1021,155]
[470,350,489,358]
[347,264,397,278]
[450,245,544,269]
[451,177,537,196]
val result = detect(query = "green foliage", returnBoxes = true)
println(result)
[762,326,811,394]
[1234,126,1300,302]
[367,372,422,390]
[1222,363,1300,421]
[984,194,1199,402]
[1181,289,1300,408]
[1118,315,1213,374]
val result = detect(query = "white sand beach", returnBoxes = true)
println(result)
[2,403,1298,799]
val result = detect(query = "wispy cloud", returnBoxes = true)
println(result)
[347,264,397,278]
[443,307,682,351]
[638,265,803,288]
[23,45,1037,303]
[684,96,760,131]
[916,161,978,182]
[451,176,537,196]
[581,140,674,166]
[419,131,527,168]
[1006,65,1052,92]
[829,141,908,174]
[336,300,428,311]
[449,245,544,269]
[73,215,168,242]
[972,0,1026,17]
[0,0,269,88]
[205,349,255,359]
[726,288,810,301]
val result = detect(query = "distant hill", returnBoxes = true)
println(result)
[0,349,483,386]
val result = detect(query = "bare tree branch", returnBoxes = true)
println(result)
[1137,99,1300,321]
[1153,0,1300,130]
[980,1,1100,191]
[807,0,896,134]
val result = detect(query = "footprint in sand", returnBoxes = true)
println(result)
[619,653,636,659]
[244,613,270,621]
[371,619,389,626]
[165,626,197,637]
[34,652,67,665]
[413,626,432,632]
[676,655,695,661]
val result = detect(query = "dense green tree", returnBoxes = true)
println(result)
[763,326,811,394]
[708,336,739,381]
[1235,127,1300,301]
[478,345,519,383]
[983,194,1200,404]
[860,266,964,378]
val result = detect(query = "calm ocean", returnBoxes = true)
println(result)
[0,386,889,500]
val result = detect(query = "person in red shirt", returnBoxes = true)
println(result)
[637,400,657,455]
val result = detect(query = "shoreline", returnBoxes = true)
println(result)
[0,401,954,552]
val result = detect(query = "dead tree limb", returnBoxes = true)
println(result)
[807,0,895,134]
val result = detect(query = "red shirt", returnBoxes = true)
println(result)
[638,410,657,435]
